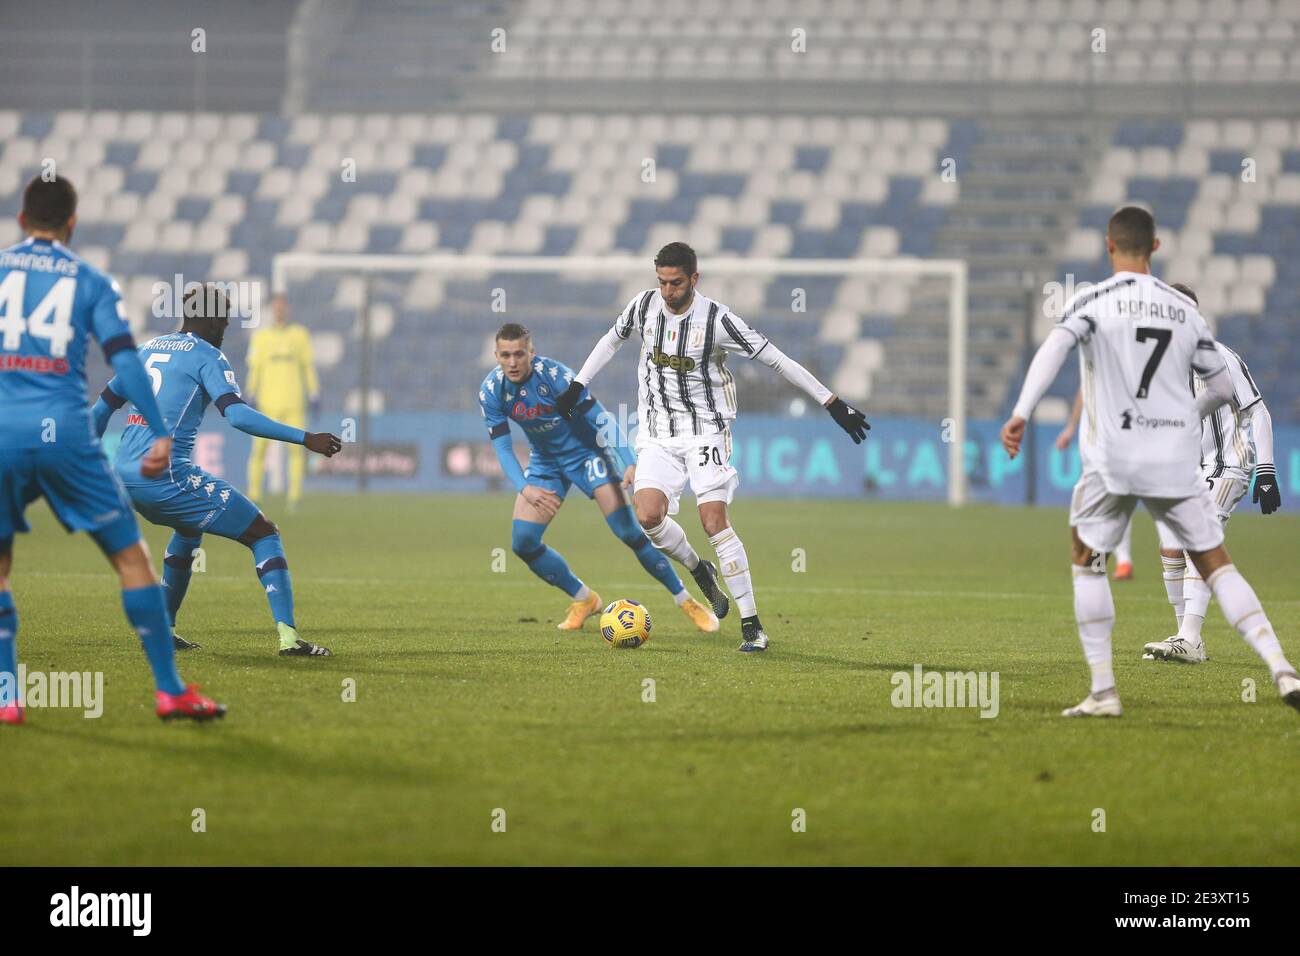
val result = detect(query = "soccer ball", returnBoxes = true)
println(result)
[600,599,652,649]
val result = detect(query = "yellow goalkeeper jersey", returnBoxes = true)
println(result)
[246,323,319,409]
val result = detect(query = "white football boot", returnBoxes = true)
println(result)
[1276,671,1300,712]
[1142,636,1207,663]
[1061,689,1123,717]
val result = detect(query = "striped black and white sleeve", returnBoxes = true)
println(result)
[615,291,655,340]
[716,310,770,360]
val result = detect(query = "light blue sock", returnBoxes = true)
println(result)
[0,591,18,707]
[252,534,295,627]
[122,585,185,695]
[161,532,202,626]
[512,519,584,598]
[606,505,684,597]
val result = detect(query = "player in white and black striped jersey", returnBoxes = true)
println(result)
[555,242,869,653]
[1145,282,1281,663]
[1002,206,1299,716]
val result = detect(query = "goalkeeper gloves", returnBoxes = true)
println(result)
[555,381,585,420]
[826,396,870,444]
[1253,464,1281,515]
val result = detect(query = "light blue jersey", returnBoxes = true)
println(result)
[0,238,134,449]
[478,356,594,460]
[479,355,632,499]
[105,331,242,476]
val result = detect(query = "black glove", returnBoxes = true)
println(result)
[555,381,585,420]
[826,396,870,444]
[1253,464,1281,515]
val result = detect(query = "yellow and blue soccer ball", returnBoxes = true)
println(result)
[600,599,652,649]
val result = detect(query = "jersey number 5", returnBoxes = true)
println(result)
[1135,328,1171,399]
[145,353,171,394]
[0,272,76,357]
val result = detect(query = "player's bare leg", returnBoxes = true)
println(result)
[1145,546,1206,663]
[0,545,22,724]
[1062,528,1122,717]
[513,488,598,630]
[1187,545,1299,710]
[698,501,765,653]
[594,482,716,632]
[634,487,729,621]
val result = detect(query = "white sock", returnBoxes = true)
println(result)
[672,588,689,606]
[1073,565,1116,694]
[1161,553,1186,630]
[644,517,700,571]
[1177,570,1210,641]
[574,584,591,601]
[1206,564,1293,680]
[709,527,757,619]
[1116,519,1133,566]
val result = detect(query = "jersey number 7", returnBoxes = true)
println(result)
[1135,327,1171,399]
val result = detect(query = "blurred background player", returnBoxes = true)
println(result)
[480,322,719,633]
[94,284,342,656]
[1057,388,1136,579]
[555,242,870,653]
[245,293,320,513]
[1002,206,1299,717]
[0,176,224,723]
[1144,282,1281,664]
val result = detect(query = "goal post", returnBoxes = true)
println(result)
[272,252,970,505]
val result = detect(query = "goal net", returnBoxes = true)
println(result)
[271,252,969,504]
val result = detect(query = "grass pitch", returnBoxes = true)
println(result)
[4,493,1297,865]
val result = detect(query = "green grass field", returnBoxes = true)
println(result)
[4,493,1297,865]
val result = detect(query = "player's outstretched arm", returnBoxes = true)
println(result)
[557,327,626,419]
[1002,326,1076,458]
[1248,401,1280,514]
[224,401,340,456]
[752,339,870,443]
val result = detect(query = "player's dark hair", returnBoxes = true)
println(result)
[21,175,78,233]
[181,284,233,321]
[495,322,532,344]
[1107,205,1156,256]
[654,241,697,275]
[1170,282,1198,304]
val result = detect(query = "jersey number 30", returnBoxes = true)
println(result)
[0,272,76,357]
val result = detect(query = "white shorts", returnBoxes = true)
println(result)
[1154,470,1249,550]
[1070,468,1224,554]
[634,430,739,516]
